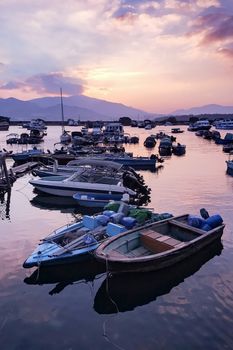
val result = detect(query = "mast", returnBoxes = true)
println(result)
[60,88,65,134]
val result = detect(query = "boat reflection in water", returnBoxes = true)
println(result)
[94,240,223,314]
[30,193,101,216]
[24,259,105,295]
[24,240,223,309]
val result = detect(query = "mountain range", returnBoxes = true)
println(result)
[0,95,151,121]
[0,95,232,121]
[172,104,233,116]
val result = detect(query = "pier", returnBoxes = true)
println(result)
[0,155,39,190]
[0,154,12,190]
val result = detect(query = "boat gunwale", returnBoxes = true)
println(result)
[95,215,225,264]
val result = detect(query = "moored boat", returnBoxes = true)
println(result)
[12,148,44,162]
[23,202,167,268]
[73,193,127,207]
[171,128,184,134]
[188,120,211,131]
[172,143,186,155]
[226,151,233,175]
[95,212,224,274]
[29,159,142,200]
[215,120,233,130]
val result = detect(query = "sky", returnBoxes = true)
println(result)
[0,0,233,113]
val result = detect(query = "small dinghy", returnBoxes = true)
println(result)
[95,211,224,274]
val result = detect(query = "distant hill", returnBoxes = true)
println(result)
[1,96,233,121]
[171,104,233,116]
[0,95,150,121]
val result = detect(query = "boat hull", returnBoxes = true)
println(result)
[95,216,224,274]
[98,229,223,273]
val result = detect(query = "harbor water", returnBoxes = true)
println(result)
[0,125,233,349]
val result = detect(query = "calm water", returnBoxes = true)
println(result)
[0,125,233,350]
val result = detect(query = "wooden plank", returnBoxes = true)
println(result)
[11,162,39,175]
[141,230,162,239]
[141,234,173,253]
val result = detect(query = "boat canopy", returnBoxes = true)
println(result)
[66,158,123,171]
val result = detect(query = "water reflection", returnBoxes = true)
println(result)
[24,241,223,313]
[94,240,223,314]
[24,259,105,295]
[30,193,100,215]
[0,189,11,221]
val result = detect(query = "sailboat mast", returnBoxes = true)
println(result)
[60,88,65,133]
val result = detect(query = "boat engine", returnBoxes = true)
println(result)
[123,171,151,206]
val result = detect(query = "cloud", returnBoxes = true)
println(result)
[0,73,85,95]
[190,13,233,44]
[187,8,233,59]
[217,46,233,58]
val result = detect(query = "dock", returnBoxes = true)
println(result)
[1,156,39,191]
[10,162,39,176]
[0,154,12,190]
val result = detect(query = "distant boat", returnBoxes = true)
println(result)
[6,133,20,144]
[172,143,186,156]
[144,136,156,148]
[171,128,184,134]
[226,151,233,175]
[158,137,172,156]
[215,133,233,145]
[12,148,44,162]
[215,120,233,130]
[27,119,47,131]
[0,118,9,131]
[95,213,224,274]
[188,120,211,131]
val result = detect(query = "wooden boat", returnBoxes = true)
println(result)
[95,214,225,274]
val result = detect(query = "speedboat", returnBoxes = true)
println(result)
[29,160,137,198]
[23,202,163,268]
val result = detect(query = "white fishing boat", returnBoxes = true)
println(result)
[215,120,233,130]
[29,159,137,198]
[188,120,211,131]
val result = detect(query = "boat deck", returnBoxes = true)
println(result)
[112,219,203,258]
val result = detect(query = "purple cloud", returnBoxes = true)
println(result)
[218,45,233,58]
[0,73,85,95]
